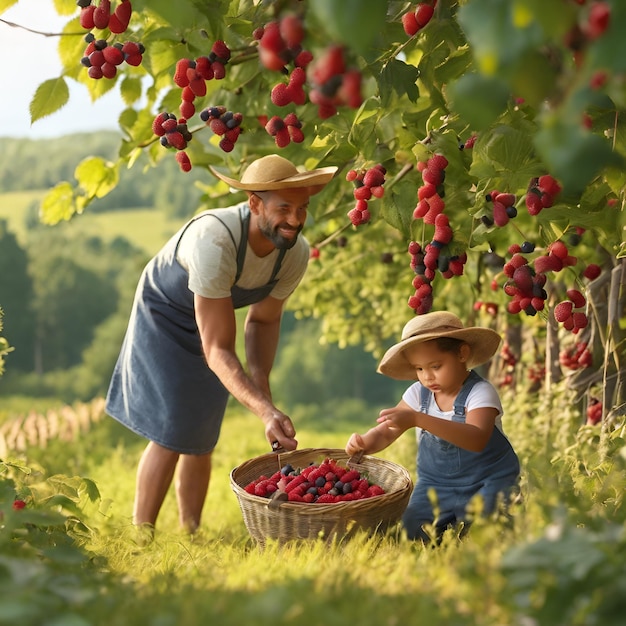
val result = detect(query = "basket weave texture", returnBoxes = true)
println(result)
[230,447,413,543]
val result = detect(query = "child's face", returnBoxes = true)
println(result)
[403,339,470,394]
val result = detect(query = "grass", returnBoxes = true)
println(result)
[2,389,626,625]
[0,190,178,254]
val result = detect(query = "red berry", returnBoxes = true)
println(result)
[415,3,435,28]
[554,301,574,323]
[566,288,586,308]
[583,264,601,280]
[402,11,420,36]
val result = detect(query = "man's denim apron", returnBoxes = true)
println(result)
[106,203,286,454]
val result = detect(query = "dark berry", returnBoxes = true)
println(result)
[520,241,535,253]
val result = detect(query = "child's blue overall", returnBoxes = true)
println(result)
[402,370,520,542]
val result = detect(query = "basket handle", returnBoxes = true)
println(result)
[349,450,364,464]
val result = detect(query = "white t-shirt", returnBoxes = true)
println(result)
[402,379,505,434]
[176,205,309,301]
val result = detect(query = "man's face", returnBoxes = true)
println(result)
[252,188,310,249]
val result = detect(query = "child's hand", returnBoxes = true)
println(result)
[377,406,419,431]
[345,432,366,456]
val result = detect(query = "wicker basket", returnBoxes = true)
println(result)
[230,447,412,543]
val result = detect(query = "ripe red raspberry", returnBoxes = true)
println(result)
[175,150,192,172]
[166,131,187,150]
[363,166,385,188]
[271,83,291,106]
[566,288,586,308]
[279,14,304,48]
[152,112,169,136]
[103,45,124,66]
[179,100,195,120]
[418,183,437,200]
[212,61,226,79]
[288,126,304,143]
[493,201,509,227]
[585,1,611,40]
[415,3,435,28]
[583,264,601,280]
[428,153,448,170]
[422,167,443,186]
[354,186,372,201]
[525,191,543,215]
[174,60,193,87]
[209,118,228,136]
[402,11,420,37]
[548,241,569,259]
[93,0,111,29]
[295,50,313,68]
[195,56,214,80]
[554,301,574,323]
[80,5,96,29]
[211,40,231,62]
[12,499,26,510]
[572,311,589,329]
[534,254,563,273]
[289,66,306,88]
[274,127,291,148]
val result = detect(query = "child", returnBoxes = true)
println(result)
[345,311,520,542]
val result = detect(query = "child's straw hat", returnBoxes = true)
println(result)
[378,311,502,380]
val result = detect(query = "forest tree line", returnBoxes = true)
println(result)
[0,132,403,410]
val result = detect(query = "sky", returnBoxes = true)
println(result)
[0,2,124,138]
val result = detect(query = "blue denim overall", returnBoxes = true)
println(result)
[106,203,287,454]
[402,370,520,541]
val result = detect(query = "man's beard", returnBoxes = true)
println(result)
[259,219,302,249]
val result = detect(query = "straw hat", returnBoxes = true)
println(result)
[377,311,502,380]
[209,155,337,195]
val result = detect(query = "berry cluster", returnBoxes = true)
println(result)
[502,253,549,315]
[263,113,304,148]
[254,15,313,73]
[200,106,243,153]
[77,0,143,79]
[414,154,447,223]
[309,46,363,119]
[271,67,307,106]
[152,113,193,171]
[559,340,593,370]
[174,41,232,120]
[408,153,468,313]
[473,301,499,317]
[78,0,131,33]
[346,164,386,226]
[586,397,603,425]
[243,458,386,503]
[525,175,562,215]
[527,361,546,386]
[498,342,517,388]
[554,288,589,333]
[483,191,517,227]
[401,1,437,37]
[80,36,142,79]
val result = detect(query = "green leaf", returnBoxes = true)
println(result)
[378,59,419,107]
[380,177,416,239]
[120,76,143,105]
[309,0,389,54]
[41,182,77,225]
[447,73,510,130]
[29,77,70,124]
[75,157,120,199]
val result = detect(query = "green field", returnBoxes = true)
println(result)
[0,190,179,255]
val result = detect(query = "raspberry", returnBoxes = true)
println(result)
[103,45,124,66]
[166,131,187,150]
[80,5,96,29]
[583,264,601,280]
[212,61,226,80]
[271,83,291,106]
[219,137,235,152]
[274,127,291,148]
[152,112,169,136]
[195,56,214,80]
[288,126,304,143]
[175,150,192,172]
[566,288,586,308]
[572,312,589,329]
[189,77,207,97]
[534,254,563,273]
[295,50,313,68]
[422,167,443,186]
[211,40,231,62]
[525,192,543,215]
[209,118,228,136]
[354,186,372,201]
[279,14,304,48]
[174,59,192,87]
[495,192,516,207]
[93,0,111,29]
[538,174,561,196]
[101,62,117,79]
[493,201,509,227]
[179,100,195,120]
[548,241,569,259]
[586,1,611,40]
[415,3,435,28]
[554,301,573,322]
[418,183,437,200]
[429,154,448,170]
[363,167,385,187]
[265,115,285,136]
[402,11,420,36]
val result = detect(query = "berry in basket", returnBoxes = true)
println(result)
[243,456,386,503]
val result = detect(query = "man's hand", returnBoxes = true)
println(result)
[264,410,298,451]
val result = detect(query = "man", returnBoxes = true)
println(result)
[106,154,337,533]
